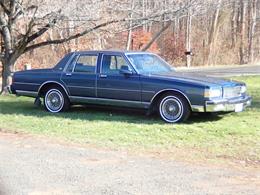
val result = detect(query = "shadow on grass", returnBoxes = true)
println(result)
[0,99,224,124]
[251,101,260,109]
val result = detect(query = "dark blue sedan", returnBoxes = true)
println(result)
[8,50,252,123]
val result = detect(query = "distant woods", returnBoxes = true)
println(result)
[0,0,260,90]
[120,0,260,67]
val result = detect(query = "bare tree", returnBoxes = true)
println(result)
[231,0,238,49]
[207,0,222,65]
[248,0,257,62]
[239,0,247,64]
[141,22,171,51]
[0,0,192,93]
[185,1,192,67]
[126,0,135,50]
[2,0,257,91]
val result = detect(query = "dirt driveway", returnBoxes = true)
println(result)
[0,131,259,195]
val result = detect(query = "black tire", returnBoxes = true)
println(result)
[44,86,70,113]
[157,92,191,123]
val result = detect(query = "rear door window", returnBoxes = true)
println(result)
[74,55,98,74]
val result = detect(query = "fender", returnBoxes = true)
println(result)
[38,81,70,96]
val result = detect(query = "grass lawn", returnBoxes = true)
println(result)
[0,76,259,163]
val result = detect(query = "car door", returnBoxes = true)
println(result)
[97,54,141,103]
[61,53,98,97]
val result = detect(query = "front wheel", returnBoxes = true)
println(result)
[44,87,70,113]
[158,93,191,123]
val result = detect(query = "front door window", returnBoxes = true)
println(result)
[101,55,130,74]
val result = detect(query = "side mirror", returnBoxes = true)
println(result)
[119,65,133,75]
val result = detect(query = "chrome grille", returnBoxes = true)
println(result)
[223,86,242,98]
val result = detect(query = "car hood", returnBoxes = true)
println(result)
[144,71,243,87]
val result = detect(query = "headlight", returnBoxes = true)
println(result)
[241,85,247,94]
[204,88,222,98]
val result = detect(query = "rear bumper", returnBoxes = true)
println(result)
[7,85,15,94]
[205,95,252,112]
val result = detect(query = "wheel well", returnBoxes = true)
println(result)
[38,82,68,97]
[150,90,192,110]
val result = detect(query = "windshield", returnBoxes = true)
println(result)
[126,54,174,74]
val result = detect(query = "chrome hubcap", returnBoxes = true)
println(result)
[46,90,64,112]
[168,105,176,112]
[160,97,183,122]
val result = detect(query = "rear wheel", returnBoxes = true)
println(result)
[44,87,70,113]
[158,93,191,123]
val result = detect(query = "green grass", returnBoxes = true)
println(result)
[0,76,259,162]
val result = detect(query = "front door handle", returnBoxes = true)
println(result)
[100,74,107,78]
[66,73,72,76]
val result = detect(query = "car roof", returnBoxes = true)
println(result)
[71,50,152,55]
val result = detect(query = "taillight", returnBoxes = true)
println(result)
[11,74,15,83]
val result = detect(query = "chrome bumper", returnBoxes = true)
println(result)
[6,85,13,94]
[205,95,252,112]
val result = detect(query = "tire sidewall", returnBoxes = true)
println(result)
[44,88,65,113]
[158,93,190,123]
[159,95,184,123]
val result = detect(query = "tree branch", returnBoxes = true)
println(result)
[15,8,58,53]
[22,5,190,54]
[23,19,124,53]
[0,1,11,15]
[141,22,171,51]
[27,20,57,44]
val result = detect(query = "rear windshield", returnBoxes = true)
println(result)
[53,53,74,71]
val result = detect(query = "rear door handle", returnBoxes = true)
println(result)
[100,74,107,78]
[66,73,72,76]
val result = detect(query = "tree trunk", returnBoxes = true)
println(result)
[174,16,179,47]
[231,1,237,49]
[185,7,192,67]
[126,26,133,50]
[207,0,222,65]
[239,0,247,64]
[141,22,171,51]
[0,13,15,94]
[1,58,15,94]
[126,0,135,50]
[142,0,147,32]
[248,0,257,63]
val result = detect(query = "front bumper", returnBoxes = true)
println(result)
[205,95,252,112]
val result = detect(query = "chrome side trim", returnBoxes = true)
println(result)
[150,89,192,108]
[69,96,150,108]
[38,81,69,96]
[67,85,95,89]
[98,87,140,92]
[66,86,151,93]
[16,90,38,97]
[13,82,41,86]
[142,90,155,94]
